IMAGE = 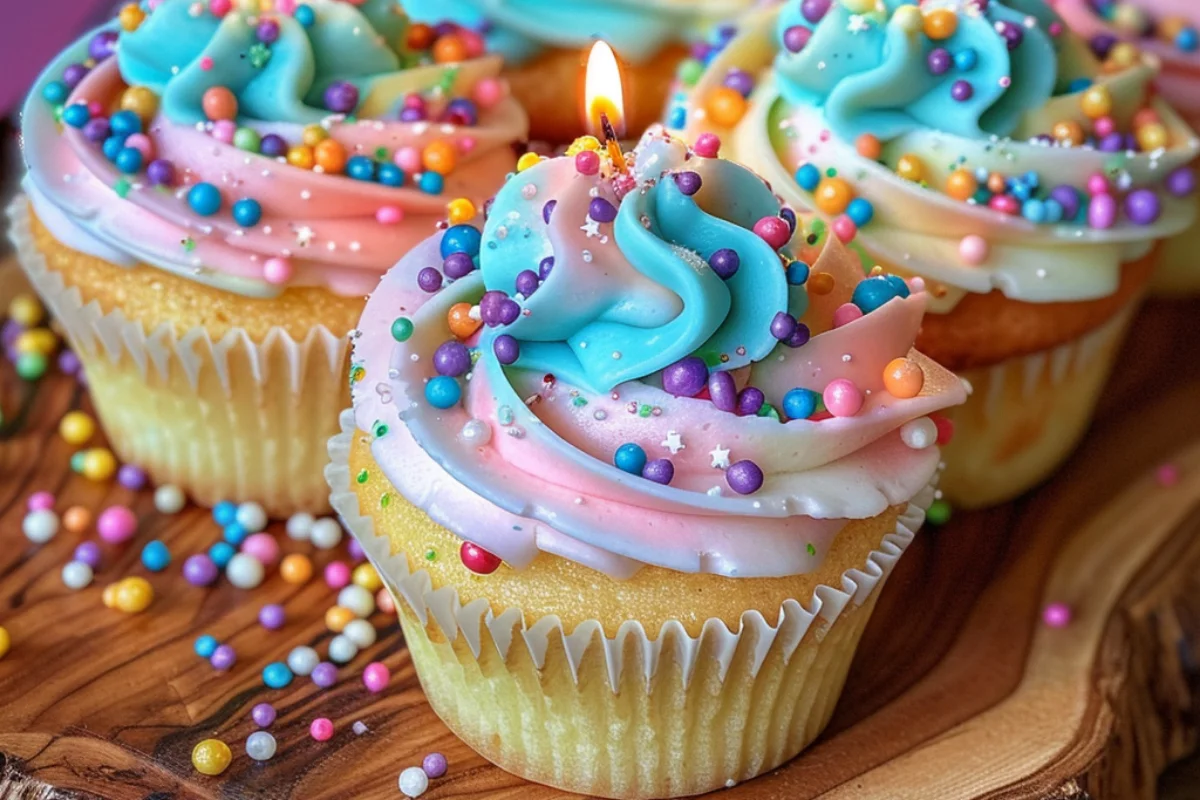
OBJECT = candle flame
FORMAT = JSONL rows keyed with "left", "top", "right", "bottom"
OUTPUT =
{"left": 584, "top": 41, "right": 625, "bottom": 137}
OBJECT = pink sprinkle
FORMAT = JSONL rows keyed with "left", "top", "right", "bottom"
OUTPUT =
{"left": 1043, "top": 602, "right": 1071, "bottom": 628}
{"left": 752, "top": 216, "right": 790, "bottom": 250}
{"left": 88, "top": 101, "right": 105, "bottom": 117}
{"left": 575, "top": 150, "right": 600, "bottom": 176}
{"left": 97, "top": 505, "right": 138, "bottom": 544}
{"left": 241, "top": 533, "right": 280, "bottom": 566}
{"left": 376, "top": 588, "right": 396, "bottom": 615}
{"left": 324, "top": 561, "right": 351, "bottom": 590}
{"left": 999, "top": 76, "right": 1012, "bottom": 88}
{"left": 472, "top": 77, "right": 504, "bottom": 109}
{"left": 1093, "top": 116, "right": 1115, "bottom": 138}
{"left": 458, "top": 136, "right": 476, "bottom": 154}
{"left": 124, "top": 133, "right": 156, "bottom": 161}
{"left": 959, "top": 234, "right": 990, "bottom": 265}
{"left": 209, "top": 0, "right": 232, "bottom": 17}
{"left": 832, "top": 303, "right": 863, "bottom": 328}
{"left": 693, "top": 133, "right": 721, "bottom": 159}
{"left": 932, "top": 414, "right": 955, "bottom": 446}
{"left": 199, "top": 56, "right": 214, "bottom": 71}
{"left": 211, "top": 119, "right": 236, "bottom": 144}
{"left": 1156, "top": 463, "right": 1180, "bottom": 487}
{"left": 823, "top": 379, "right": 863, "bottom": 418}
{"left": 263, "top": 257, "right": 292, "bottom": 285}
{"left": 362, "top": 662, "right": 390, "bottom": 693}
{"left": 309, "top": 718, "right": 334, "bottom": 741}
{"left": 27, "top": 491, "right": 55, "bottom": 512}
{"left": 276, "top": 0, "right": 296, "bottom": 12}
{"left": 375, "top": 206, "right": 404, "bottom": 225}
{"left": 1048, "top": 21, "right": 1063, "bottom": 36}
{"left": 394, "top": 146, "right": 422, "bottom": 173}
{"left": 831, "top": 215, "right": 857, "bottom": 243}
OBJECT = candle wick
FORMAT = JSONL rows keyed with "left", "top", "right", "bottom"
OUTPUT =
{"left": 598, "top": 111, "right": 628, "bottom": 174}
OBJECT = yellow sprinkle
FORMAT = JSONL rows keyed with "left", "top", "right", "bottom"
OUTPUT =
{"left": 114, "top": 577, "right": 154, "bottom": 613}
{"left": 59, "top": 411, "right": 96, "bottom": 446}
{"left": 447, "top": 198, "right": 477, "bottom": 225}
{"left": 0, "top": 626, "right": 9, "bottom": 660}
{"left": 8, "top": 294, "right": 44, "bottom": 328}
{"left": 192, "top": 739, "right": 233, "bottom": 776}
{"left": 118, "top": 3, "right": 145, "bottom": 31}
{"left": 82, "top": 448, "right": 117, "bottom": 481}
{"left": 301, "top": 125, "right": 329, "bottom": 147}
{"left": 516, "top": 152, "right": 542, "bottom": 172}
{"left": 14, "top": 328, "right": 57, "bottom": 357}
{"left": 352, "top": 563, "right": 383, "bottom": 592}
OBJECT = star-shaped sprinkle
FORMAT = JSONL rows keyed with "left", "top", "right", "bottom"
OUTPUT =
{"left": 709, "top": 445, "right": 730, "bottom": 469}
{"left": 661, "top": 430, "right": 685, "bottom": 455}
{"left": 848, "top": 14, "right": 870, "bottom": 33}
{"left": 580, "top": 219, "right": 601, "bottom": 238}
{"left": 295, "top": 226, "right": 314, "bottom": 247}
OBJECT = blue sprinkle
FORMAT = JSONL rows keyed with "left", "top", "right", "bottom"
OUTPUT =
{"left": 1178, "top": 27, "right": 1198, "bottom": 53}
{"left": 1021, "top": 198, "right": 1047, "bottom": 223}
{"left": 43, "top": 81, "right": 69, "bottom": 105}
{"left": 425, "top": 375, "right": 462, "bottom": 409}
{"left": 786, "top": 260, "right": 810, "bottom": 285}
{"left": 1043, "top": 198, "right": 1064, "bottom": 223}
{"left": 209, "top": 541, "right": 235, "bottom": 569}
{"left": 851, "top": 276, "right": 900, "bottom": 314}
{"left": 782, "top": 388, "right": 819, "bottom": 420}
{"left": 795, "top": 163, "right": 821, "bottom": 192}
{"left": 187, "top": 183, "right": 223, "bottom": 216}
{"left": 232, "top": 198, "right": 262, "bottom": 227}
{"left": 885, "top": 274, "right": 910, "bottom": 298}
{"left": 346, "top": 155, "right": 376, "bottom": 182}
{"left": 114, "top": 146, "right": 143, "bottom": 174}
{"left": 223, "top": 522, "right": 248, "bottom": 546}
{"left": 62, "top": 103, "right": 91, "bottom": 128}
{"left": 294, "top": 4, "right": 316, "bottom": 26}
{"left": 377, "top": 163, "right": 405, "bottom": 187}
{"left": 109, "top": 110, "right": 142, "bottom": 137}
{"left": 102, "top": 136, "right": 125, "bottom": 162}
{"left": 440, "top": 224, "right": 482, "bottom": 258}
{"left": 141, "top": 540, "right": 171, "bottom": 572}
{"left": 262, "top": 662, "right": 294, "bottom": 689}
{"left": 614, "top": 443, "right": 648, "bottom": 475}
{"left": 194, "top": 634, "right": 219, "bottom": 658}
{"left": 668, "top": 106, "right": 687, "bottom": 129}
{"left": 954, "top": 48, "right": 978, "bottom": 71}
{"left": 1066, "top": 77, "right": 1093, "bottom": 93}
{"left": 418, "top": 171, "right": 444, "bottom": 194}
{"left": 213, "top": 501, "right": 238, "bottom": 526}
{"left": 846, "top": 197, "right": 874, "bottom": 226}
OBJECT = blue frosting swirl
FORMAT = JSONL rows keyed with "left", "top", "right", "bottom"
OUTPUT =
{"left": 119, "top": 0, "right": 411, "bottom": 125}
{"left": 479, "top": 153, "right": 790, "bottom": 394}
{"left": 403, "top": 0, "right": 729, "bottom": 64}
{"left": 775, "top": 0, "right": 1064, "bottom": 141}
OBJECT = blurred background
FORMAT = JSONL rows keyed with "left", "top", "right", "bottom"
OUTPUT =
{"left": 0, "top": 2, "right": 1198, "bottom": 797}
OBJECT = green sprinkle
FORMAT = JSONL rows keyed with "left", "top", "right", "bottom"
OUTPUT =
{"left": 355, "top": 468, "right": 369, "bottom": 485}
{"left": 248, "top": 43, "right": 272, "bottom": 69}
{"left": 380, "top": 492, "right": 391, "bottom": 509}
{"left": 572, "top": 396, "right": 588, "bottom": 408}
{"left": 349, "top": 364, "right": 365, "bottom": 384}
{"left": 15, "top": 352, "right": 47, "bottom": 382}
{"left": 806, "top": 543, "right": 816, "bottom": 557}
{"left": 638, "top": 403, "right": 652, "bottom": 418}
{"left": 424, "top": 548, "right": 437, "bottom": 561}
{"left": 926, "top": 499, "right": 952, "bottom": 526}
{"left": 182, "top": 237, "right": 196, "bottom": 253}
{"left": 677, "top": 58, "right": 704, "bottom": 88}
{"left": 374, "top": 146, "right": 390, "bottom": 161}
{"left": 825, "top": 167, "right": 837, "bottom": 178}
{"left": 391, "top": 317, "right": 414, "bottom": 342}
{"left": 373, "top": 421, "right": 388, "bottom": 438}
{"left": 70, "top": 451, "right": 86, "bottom": 473}
{"left": 114, "top": 178, "right": 132, "bottom": 198}
{"left": 757, "top": 404, "right": 780, "bottom": 421}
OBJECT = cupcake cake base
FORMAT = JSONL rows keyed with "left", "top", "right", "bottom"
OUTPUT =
{"left": 9, "top": 197, "right": 355, "bottom": 516}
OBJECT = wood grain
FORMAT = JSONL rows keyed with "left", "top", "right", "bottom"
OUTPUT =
{"left": 1, "top": 270, "right": 1199, "bottom": 799}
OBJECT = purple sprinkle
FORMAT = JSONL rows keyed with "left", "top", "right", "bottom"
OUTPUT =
{"left": 497, "top": 299, "right": 521, "bottom": 326}
{"left": 770, "top": 311, "right": 798, "bottom": 341}
{"left": 691, "top": 41, "right": 713, "bottom": 61}
{"left": 74, "top": 541, "right": 102, "bottom": 568}
{"left": 347, "top": 539, "right": 366, "bottom": 562}
{"left": 542, "top": 200, "right": 557, "bottom": 223}
{"left": 260, "top": 134, "right": 287, "bottom": 157}
{"left": 417, "top": 267, "right": 443, "bottom": 293}
{"left": 433, "top": 341, "right": 472, "bottom": 377}
{"left": 479, "top": 290, "right": 506, "bottom": 326}
{"left": 1088, "top": 193, "right": 1117, "bottom": 229}
{"left": 588, "top": 197, "right": 618, "bottom": 224}
{"left": 1, "top": 320, "right": 21, "bottom": 349}
{"left": 726, "top": 460, "right": 764, "bottom": 495}
{"left": 800, "top": 0, "right": 831, "bottom": 23}
{"left": 88, "top": 30, "right": 118, "bottom": 62}
{"left": 784, "top": 323, "right": 811, "bottom": 348}
{"left": 780, "top": 207, "right": 797, "bottom": 233}
{"left": 642, "top": 458, "right": 675, "bottom": 485}
{"left": 515, "top": 269, "right": 539, "bottom": 297}
{"left": 422, "top": 753, "right": 448, "bottom": 779}
{"left": 538, "top": 256, "right": 555, "bottom": 280}
{"left": 182, "top": 554, "right": 219, "bottom": 587}
{"left": 443, "top": 98, "right": 479, "bottom": 126}
{"left": 433, "top": 22, "right": 458, "bottom": 37}
{"left": 258, "top": 604, "right": 286, "bottom": 630}
{"left": 783, "top": 25, "right": 812, "bottom": 53}
{"left": 62, "top": 64, "right": 90, "bottom": 90}
{"left": 1090, "top": 32, "right": 1117, "bottom": 60}
{"left": 709, "top": 248, "right": 740, "bottom": 279}
{"left": 57, "top": 349, "right": 81, "bottom": 375}
{"left": 674, "top": 171, "right": 702, "bottom": 197}
{"left": 1098, "top": 132, "right": 1125, "bottom": 152}
{"left": 722, "top": 69, "right": 755, "bottom": 96}
{"left": 1049, "top": 185, "right": 1080, "bottom": 220}
{"left": 493, "top": 334, "right": 520, "bottom": 365}
{"left": 82, "top": 117, "right": 111, "bottom": 143}
{"left": 442, "top": 252, "right": 475, "bottom": 279}
{"left": 323, "top": 80, "right": 360, "bottom": 114}
{"left": 311, "top": 662, "right": 338, "bottom": 688}
{"left": 399, "top": 107, "right": 426, "bottom": 123}
{"left": 661, "top": 356, "right": 709, "bottom": 397}
{"left": 256, "top": 19, "right": 280, "bottom": 43}
{"left": 1167, "top": 166, "right": 1196, "bottom": 197}
{"left": 708, "top": 371, "right": 737, "bottom": 412}
{"left": 927, "top": 48, "right": 952, "bottom": 76}
{"left": 252, "top": 703, "right": 277, "bottom": 728}
{"left": 1124, "top": 189, "right": 1161, "bottom": 225}
{"left": 117, "top": 464, "right": 147, "bottom": 490}
{"left": 146, "top": 159, "right": 176, "bottom": 186}
{"left": 998, "top": 21, "right": 1024, "bottom": 50}
{"left": 210, "top": 644, "right": 237, "bottom": 671}
{"left": 950, "top": 79, "right": 973, "bottom": 101}
{"left": 736, "top": 386, "right": 765, "bottom": 416}
{"left": 715, "top": 24, "right": 738, "bottom": 45}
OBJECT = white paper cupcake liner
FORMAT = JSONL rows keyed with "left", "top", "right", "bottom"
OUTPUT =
{"left": 8, "top": 195, "right": 350, "bottom": 516}
{"left": 326, "top": 407, "right": 932, "bottom": 688}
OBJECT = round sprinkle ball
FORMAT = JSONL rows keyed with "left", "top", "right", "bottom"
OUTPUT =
{"left": 183, "top": 554, "right": 220, "bottom": 587}
{"left": 883, "top": 357, "right": 924, "bottom": 398}
{"left": 310, "top": 718, "right": 335, "bottom": 742}
{"left": 262, "top": 662, "right": 294, "bottom": 689}
{"left": 823, "top": 379, "right": 863, "bottom": 418}
{"left": 287, "top": 646, "right": 320, "bottom": 677}
{"left": 423, "top": 752, "right": 448, "bottom": 779}
{"left": 98, "top": 505, "right": 137, "bottom": 544}
{"left": 140, "top": 540, "right": 172, "bottom": 572}
{"left": 399, "top": 766, "right": 430, "bottom": 798}
{"left": 281, "top": 553, "right": 314, "bottom": 584}
{"left": 192, "top": 739, "right": 232, "bottom": 776}
{"left": 113, "top": 577, "right": 154, "bottom": 613}
{"left": 22, "top": 509, "right": 59, "bottom": 544}
{"left": 1043, "top": 602, "right": 1072, "bottom": 628}
{"left": 0, "top": 627, "right": 9, "bottom": 660}
{"left": 194, "top": 635, "right": 219, "bottom": 658}
{"left": 62, "top": 560, "right": 94, "bottom": 590}
{"left": 226, "top": 553, "right": 265, "bottom": 589}
{"left": 154, "top": 484, "right": 186, "bottom": 514}
{"left": 362, "top": 662, "right": 390, "bottom": 693}
{"left": 246, "top": 730, "right": 277, "bottom": 762}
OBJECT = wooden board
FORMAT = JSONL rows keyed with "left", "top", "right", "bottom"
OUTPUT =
{"left": 1, "top": 273, "right": 1199, "bottom": 799}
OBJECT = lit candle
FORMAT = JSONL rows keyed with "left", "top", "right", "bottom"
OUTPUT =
{"left": 584, "top": 41, "right": 628, "bottom": 173}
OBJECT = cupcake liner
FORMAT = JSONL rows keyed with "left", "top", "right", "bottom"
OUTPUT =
{"left": 938, "top": 301, "right": 1138, "bottom": 508}
{"left": 8, "top": 196, "right": 349, "bottom": 516}
{"left": 0, "top": 254, "right": 32, "bottom": 312}
{"left": 327, "top": 408, "right": 933, "bottom": 798}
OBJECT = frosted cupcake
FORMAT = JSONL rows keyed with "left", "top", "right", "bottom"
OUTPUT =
{"left": 402, "top": 0, "right": 755, "bottom": 142}
{"left": 13, "top": 0, "right": 526, "bottom": 516}
{"left": 670, "top": 0, "right": 1198, "bottom": 507}
{"left": 329, "top": 126, "right": 966, "bottom": 798}
{"left": 1056, "top": 0, "right": 1200, "bottom": 294}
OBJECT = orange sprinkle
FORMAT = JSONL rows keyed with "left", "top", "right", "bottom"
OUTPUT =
{"left": 883, "top": 357, "right": 925, "bottom": 399}
{"left": 448, "top": 302, "right": 482, "bottom": 340}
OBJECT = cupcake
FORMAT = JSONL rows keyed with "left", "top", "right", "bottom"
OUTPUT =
{"left": 670, "top": 0, "right": 1199, "bottom": 507}
{"left": 12, "top": 0, "right": 526, "bottom": 516}
{"left": 328, "top": 126, "right": 966, "bottom": 798}
{"left": 1056, "top": 0, "right": 1200, "bottom": 294}
{"left": 401, "top": 0, "right": 754, "bottom": 143}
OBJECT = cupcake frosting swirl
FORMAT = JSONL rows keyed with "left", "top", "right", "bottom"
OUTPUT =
{"left": 23, "top": 0, "right": 527, "bottom": 298}
{"left": 672, "top": 0, "right": 1200, "bottom": 309}
{"left": 403, "top": 0, "right": 754, "bottom": 64}
{"left": 351, "top": 127, "right": 966, "bottom": 579}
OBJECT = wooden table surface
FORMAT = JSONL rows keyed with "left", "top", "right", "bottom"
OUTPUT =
{"left": 1, "top": 273, "right": 1199, "bottom": 799}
